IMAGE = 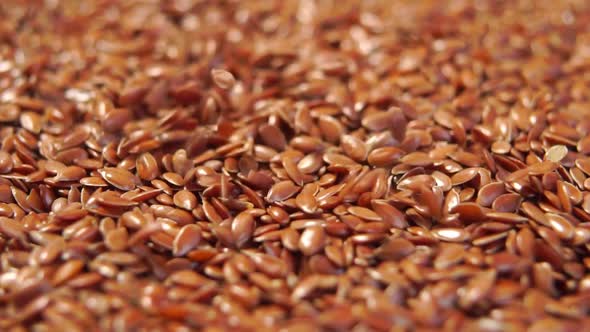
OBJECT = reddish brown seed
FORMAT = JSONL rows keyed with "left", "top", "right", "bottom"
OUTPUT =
{"left": 367, "top": 147, "right": 404, "bottom": 167}
{"left": 259, "top": 124, "right": 286, "bottom": 151}
{"left": 267, "top": 180, "right": 300, "bottom": 203}
{"left": 516, "top": 228, "right": 535, "bottom": 258}
{"left": 431, "top": 228, "right": 469, "bottom": 242}
{"left": 136, "top": 152, "right": 159, "bottom": 181}
{"left": 104, "top": 228, "right": 128, "bottom": 251}
{"left": 491, "top": 141, "right": 511, "bottom": 154}
{"left": 347, "top": 206, "right": 382, "bottom": 221}
{"left": 371, "top": 200, "right": 408, "bottom": 228}
{"left": 211, "top": 68, "right": 236, "bottom": 89}
{"left": 0, "top": 151, "right": 14, "bottom": 173}
{"left": 476, "top": 182, "right": 506, "bottom": 207}
{"left": 492, "top": 193, "right": 522, "bottom": 212}
{"left": 172, "top": 224, "right": 202, "bottom": 257}
{"left": 521, "top": 201, "right": 550, "bottom": 226}
{"left": 545, "top": 213, "right": 574, "bottom": 240}
{"left": 375, "top": 237, "right": 415, "bottom": 260}
{"left": 20, "top": 111, "right": 42, "bottom": 134}
{"left": 173, "top": 190, "right": 198, "bottom": 211}
{"left": 102, "top": 108, "right": 132, "bottom": 132}
{"left": 295, "top": 183, "right": 318, "bottom": 214}
{"left": 401, "top": 152, "right": 432, "bottom": 166}
{"left": 298, "top": 226, "right": 326, "bottom": 256}
{"left": 98, "top": 167, "right": 138, "bottom": 191}
{"left": 232, "top": 212, "right": 255, "bottom": 248}
{"left": 341, "top": 135, "right": 367, "bottom": 162}
{"left": 451, "top": 168, "right": 479, "bottom": 185}
{"left": 53, "top": 259, "right": 86, "bottom": 286}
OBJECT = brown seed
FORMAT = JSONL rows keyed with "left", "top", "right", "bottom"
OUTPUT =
{"left": 431, "top": 228, "right": 469, "bottom": 242}
{"left": 173, "top": 224, "right": 202, "bottom": 257}
{"left": 105, "top": 228, "right": 128, "bottom": 251}
{"left": 341, "top": 135, "right": 367, "bottom": 162}
{"left": 211, "top": 68, "right": 236, "bottom": 89}
{"left": 267, "top": 180, "right": 300, "bottom": 203}
{"left": 136, "top": 152, "right": 159, "bottom": 181}
{"left": 258, "top": 124, "right": 286, "bottom": 151}
{"left": 347, "top": 205, "right": 382, "bottom": 221}
{"left": 367, "top": 147, "right": 404, "bottom": 167}
{"left": 0, "top": 150, "right": 13, "bottom": 173}
{"left": 173, "top": 190, "right": 198, "bottom": 210}
{"left": 521, "top": 201, "right": 550, "bottom": 226}
{"left": 102, "top": 108, "right": 132, "bottom": 132}
{"left": 492, "top": 193, "right": 522, "bottom": 212}
{"left": 451, "top": 168, "right": 479, "bottom": 185}
{"left": 295, "top": 183, "right": 318, "bottom": 214}
{"left": 401, "top": 152, "right": 432, "bottom": 166}
{"left": 374, "top": 237, "right": 415, "bottom": 260}
{"left": 298, "top": 226, "right": 326, "bottom": 256}
{"left": 476, "top": 182, "right": 506, "bottom": 207}
{"left": 53, "top": 259, "right": 86, "bottom": 286}
{"left": 98, "top": 167, "right": 138, "bottom": 191}
{"left": 232, "top": 212, "right": 255, "bottom": 248}
{"left": 371, "top": 200, "right": 408, "bottom": 228}
{"left": 20, "top": 111, "right": 42, "bottom": 134}
{"left": 545, "top": 213, "right": 574, "bottom": 240}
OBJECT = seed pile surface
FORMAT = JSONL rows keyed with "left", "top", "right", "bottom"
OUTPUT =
{"left": 1, "top": 0, "right": 590, "bottom": 331}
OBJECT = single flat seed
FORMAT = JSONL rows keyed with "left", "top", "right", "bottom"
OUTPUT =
{"left": 375, "top": 237, "right": 415, "bottom": 260}
{"left": 137, "top": 152, "right": 159, "bottom": 181}
{"left": 367, "top": 147, "right": 404, "bottom": 167}
{"left": 98, "top": 167, "right": 138, "bottom": 191}
{"left": 371, "top": 200, "right": 408, "bottom": 228}
{"left": 545, "top": 145, "right": 568, "bottom": 162}
{"left": 105, "top": 228, "right": 128, "bottom": 251}
{"left": 401, "top": 152, "right": 432, "bottom": 166}
{"left": 298, "top": 226, "right": 326, "bottom": 256}
{"left": 431, "top": 228, "right": 469, "bottom": 242}
{"left": 258, "top": 124, "right": 286, "bottom": 151}
{"left": 491, "top": 141, "right": 511, "bottom": 154}
{"left": 0, "top": 151, "right": 14, "bottom": 173}
{"left": 347, "top": 206, "right": 382, "bottom": 221}
{"left": 341, "top": 135, "right": 367, "bottom": 162}
{"left": 20, "top": 111, "right": 42, "bottom": 133}
{"left": 451, "top": 168, "right": 479, "bottom": 185}
{"left": 232, "top": 212, "right": 255, "bottom": 248}
{"left": 545, "top": 213, "right": 574, "bottom": 240}
{"left": 295, "top": 183, "right": 318, "bottom": 214}
{"left": 172, "top": 224, "right": 202, "bottom": 257}
{"left": 492, "top": 193, "right": 522, "bottom": 212}
{"left": 53, "top": 259, "right": 86, "bottom": 286}
{"left": 267, "top": 180, "right": 300, "bottom": 203}
{"left": 173, "top": 190, "right": 198, "bottom": 210}
{"left": 162, "top": 172, "right": 185, "bottom": 186}
{"left": 521, "top": 201, "right": 550, "bottom": 226}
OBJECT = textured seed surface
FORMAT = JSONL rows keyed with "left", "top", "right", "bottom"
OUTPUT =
{"left": 1, "top": 1, "right": 590, "bottom": 331}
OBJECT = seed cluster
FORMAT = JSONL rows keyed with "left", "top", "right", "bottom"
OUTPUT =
{"left": 1, "top": 0, "right": 590, "bottom": 331}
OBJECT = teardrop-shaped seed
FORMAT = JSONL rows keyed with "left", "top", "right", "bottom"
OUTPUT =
{"left": 98, "top": 167, "right": 138, "bottom": 191}
{"left": 267, "top": 181, "right": 300, "bottom": 203}
{"left": 173, "top": 224, "right": 202, "bottom": 257}
{"left": 299, "top": 226, "right": 326, "bottom": 256}
{"left": 232, "top": 212, "right": 255, "bottom": 248}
